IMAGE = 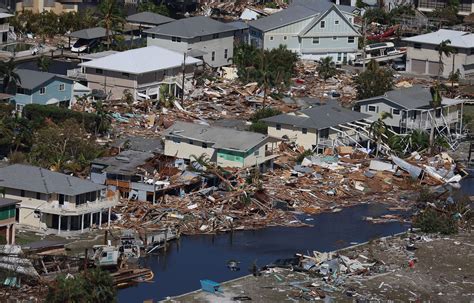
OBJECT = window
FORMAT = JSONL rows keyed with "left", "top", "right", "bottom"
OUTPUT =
{"left": 58, "top": 83, "right": 65, "bottom": 91}
{"left": 254, "top": 150, "right": 259, "bottom": 156}
{"left": 337, "top": 53, "right": 342, "bottom": 61}
{"left": 21, "top": 190, "right": 25, "bottom": 197}
{"left": 202, "top": 142, "right": 208, "bottom": 148}
{"left": 283, "top": 36, "right": 287, "bottom": 40}
{"left": 151, "top": 34, "right": 155, "bottom": 39}
{"left": 36, "top": 192, "right": 41, "bottom": 200}
{"left": 320, "top": 21, "right": 325, "bottom": 28}
{"left": 302, "top": 128, "right": 308, "bottom": 134}
{"left": 96, "top": 68, "right": 103, "bottom": 74}
{"left": 39, "top": 87, "right": 46, "bottom": 95}
{"left": 276, "top": 124, "right": 281, "bottom": 130}
{"left": 189, "top": 140, "right": 194, "bottom": 145}
{"left": 122, "top": 72, "right": 130, "bottom": 78}
{"left": 211, "top": 51, "right": 215, "bottom": 61}
{"left": 335, "top": 20, "right": 339, "bottom": 25}
{"left": 269, "top": 36, "right": 274, "bottom": 41}
{"left": 368, "top": 105, "right": 377, "bottom": 112}
{"left": 312, "top": 37, "right": 319, "bottom": 44}
{"left": 348, "top": 36, "right": 355, "bottom": 43}
{"left": 414, "top": 43, "right": 422, "bottom": 49}
{"left": 224, "top": 49, "right": 228, "bottom": 59}
{"left": 212, "top": 33, "right": 219, "bottom": 39}
{"left": 333, "top": 36, "right": 337, "bottom": 41}
{"left": 436, "top": 108, "right": 441, "bottom": 118}
{"left": 412, "top": 111, "right": 417, "bottom": 120}
{"left": 470, "top": 48, "right": 474, "bottom": 55}
{"left": 172, "top": 137, "right": 181, "bottom": 144}
{"left": 171, "top": 36, "right": 181, "bottom": 42}
{"left": 320, "top": 128, "right": 329, "bottom": 139}
{"left": 392, "top": 109, "right": 400, "bottom": 115}
{"left": 349, "top": 17, "right": 353, "bottom": 23}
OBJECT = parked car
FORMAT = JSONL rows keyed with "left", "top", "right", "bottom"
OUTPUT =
{"left": 391, "top": 59, "right": 406, "bottom": 71}
{"left": 71, "top": 38, "right": 99, "bottom": 53}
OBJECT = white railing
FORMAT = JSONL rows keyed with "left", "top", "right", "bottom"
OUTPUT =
{"left": 0, "top": 23, "right": 9, "bottom": 32}
{"left": 67, "top": 68, "right": 86, "bottom": 79}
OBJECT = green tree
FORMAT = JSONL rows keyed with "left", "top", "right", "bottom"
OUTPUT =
{"left": 369, "top": 111, "right": 392, "bottom": 156}
{"left": 428, "top": 84, "right": 443, "bottom": 154}
{"left": 317, "top": 56, "right": 337, "bottom": 101}
{"left": 98, "top": 0, "right": 125, "bottom": 49}
{"left": 248, "top": 107, "right": 281, "bottom": 134}
{"left": 354, "top": 60, "right": 393, "bottom": 99}
{"left": 435, "top": 39, "right": 456, "bottom": 80}
{"left": 0, "top": 58, "right": 21, "bottom": 94}
{"left": 138, "top": 2, "right": 171, "bottom": 16}
{"left": 37, "top": 55, "right": 51, "bottom": 72}
{"left": 93, "top": 100, "right": 111, "bottom": 134}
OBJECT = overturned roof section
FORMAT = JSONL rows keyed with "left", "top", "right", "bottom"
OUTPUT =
{"left": 403, "top": 29, "right": 474, "bottom": 49}
{"left": 0, "top": 164, "right": 105, "bottom": 196}
{"left": 144, "top": 16, "right": 236, "bottom": 38}
{"left": 356, "top": 85, "right": 437, "bottom": 110}
{"left": 79, "top": 46, "right": 202, "bottom": 74}
{"left": 262, "top": 100, "right": 369, "bottom": 129}
{"left": 15, "top": 69, "right": 71, "bottom": 91}
{"left": 68, "top": 27, "right": 110, "bottom": 40}
{"left": 163, "top": 121, "right": 270, "bottom": 152}
{"left": 92, "top": 150, "right": 154, "bottom": 175}
{"left": 126, "top": 11, "right": 175, "bottom": 26}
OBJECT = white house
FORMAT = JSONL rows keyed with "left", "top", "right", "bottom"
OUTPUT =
{"left": 403, "top": 29, "right": 474, "bottom": 79}
{"left": 0, "top": 164, "right": 118, "bottom": 235}
{"left": 145, "top": 16, "right": 237, "bottom": 68}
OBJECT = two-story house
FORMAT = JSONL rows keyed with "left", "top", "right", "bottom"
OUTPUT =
{"left": 248, "top": 1, "right": 360, "bottom": 64}
{"left": 0, "top": 9, "right": 14, "bottom": 44}
{"left": 79, "top": 46, "right": 202, "bottom": 101}
{"left": 354, "top": 85, "right": 464, "bottom": 142}
{"left": 163, "top": 121, "right": 280, "bottom": 170}
{"left": 0, "top": 164, "right": 118, "bottom": 235}
{"left": 144, "top": 16, "right": 237, "bottom": 68}
{"left": 262, "top": 100, "right": 370, "bottom": 152}
{"left": 9, "top": 69, "right": 74, "bottom": 112}
{"left": 403, "top": 29, "right": 474, "bottom": 80}
{"left": 0, "top": 197, "right": 20, "bottom": 244}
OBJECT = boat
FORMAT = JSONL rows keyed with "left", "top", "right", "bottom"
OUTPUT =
{"left": 89, "top": 244, "right": 120, "bottom": 268}
{"left": 111, "top": 268, "right": 154, "bottom": 288}
{"left": 118, "top": 230, "right": 143, "bottom": 260}
{"left": 354, "top": 42, "right": 406, "bottom": 65}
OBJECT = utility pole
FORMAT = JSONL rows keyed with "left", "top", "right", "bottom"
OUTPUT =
{"left": 181, "top": 51, "right": 186, "bottom": 105}
{"left": 362, "top": 18, "right": 367, "bottom": 72}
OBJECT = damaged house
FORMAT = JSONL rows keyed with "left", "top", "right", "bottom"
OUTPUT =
{"left": 0, "top": 164, "right": 118, "bottom": 235}
{"left": 262, "top": 100, "right": 370, "bottom": 152}
{"left": 354, "top": 85, "right": 464, "bottom": 149}
{"left": 248, "top": 1, "right": 360, "bottom": 64}
{"left": 163, "top": 121, "right": 280, "bottom": 170}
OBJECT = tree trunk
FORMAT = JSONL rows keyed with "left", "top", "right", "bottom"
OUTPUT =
{"left": 428, "top": 113, "right": 436, "bottom": 154}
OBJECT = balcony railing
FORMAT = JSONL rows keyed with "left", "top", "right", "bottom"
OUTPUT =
{"left": 0, "top": 23, "right": 10, "bottom": 32}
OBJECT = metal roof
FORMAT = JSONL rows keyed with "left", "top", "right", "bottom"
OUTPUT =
{"left": 68, "top": 27, "right": 110, "bottom": 40}
{"left": 403, "top": 29, "right": 474, "bottom": 49}
{"left": 92, "top": 150, "right": 154, "bottom": 175}
{"left": 291, "top": 0, "right": 356, "bottom": 13}
{"left": 356, "top": 85, "right": 434, "bottom": 110}
{"left": 262, "top": 100, "right": 369, "bottom": 129}
{"left": 79, "top": 46, "right": 202, "bottom": 74}
{"left": 15, "top": 69, "right": 71, "bottom": 91}
{"left": 144, "top": 16, "right": 236, "bottom": 38}
{"left": 80, "top": 50, "right": 118, "bottom": 61}
{"left": 0, "top": 164, "right": 105, "bottom": 196}
{"left": 126, "top": 11, "right": 175, "bottom": 26}
{"left": 163, "top": 121, "right": 269, "bottom": 152}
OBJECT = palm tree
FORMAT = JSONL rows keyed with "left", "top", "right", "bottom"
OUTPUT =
{"left": 0, "top": 58, "right": 21, "bottom": 94}
{"left": 0, "top": 117, "right": 13, "bottom": 147}
{"left": 435, "top": 39, "right": 455, "bottom": 80}
{"left": 317, "top": 56, "right": 337, "bottom": 103}
{"left": 93, "top": 100, "right": 111, "bottom": 135}
{"left": 369, "top": 111, "right": 393, "bottom": 157}
{"left": 37, "top": 55, "right": 51, "bottom": 72}
{"left": 98, "top": 0, "right": 125, "bottom": 50}
{"left": 428, "top": 84, "right": 443, "bottom": 154}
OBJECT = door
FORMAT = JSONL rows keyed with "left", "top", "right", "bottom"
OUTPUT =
{"left": 411, "top": 59, "right": 425, "bottom": 74}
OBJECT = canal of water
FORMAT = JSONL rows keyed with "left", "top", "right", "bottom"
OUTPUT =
{"left": 117, "top": 203, "right": 411, "bottom": 302}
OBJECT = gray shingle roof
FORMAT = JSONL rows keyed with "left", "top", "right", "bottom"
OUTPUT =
{"left": 92, "top": 150, "right": 154, "bottom": 175}
{"left": 291, "top": 0, "right": 356, "bottom": 13}
{"left": 356, "top": 85, "right": 433, "bottom": 110}
{"left": 126, "top": 11, "right": 175, "bottom": 26}
{"left": 0, "top": 164, "right": 105, "bottom": 196}
{"left": 262, "top": 101, "right": 369, "bottom": 129}
{"left": 249, "top": 5, "right": 319, "bottom": 32}
{"left": 0, "top": 197, "right": 20, "bottom": 208}
{"left": 163, "top": 121, "right": 269, "bottom": 152}
{"left": 15, "top": 69, "right": 70, "bottom": 91}
{"left": 68, "top": 27, "right": 109, "bottom": 40}
{"left": 144, "top": 16, "right": 236, "bottom": 38}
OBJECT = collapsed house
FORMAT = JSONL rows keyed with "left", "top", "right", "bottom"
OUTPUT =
{"left": 0, "top": 164, "right": 118, "bottom": 235}
{"left": 354, "top": 85, "right": 464, "bottom": 149}
{"left": 262, "top": 100, "right": 370, "bottom": 152}
{"left": 163, "top": 121, "right": 281, "bottom": 170}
